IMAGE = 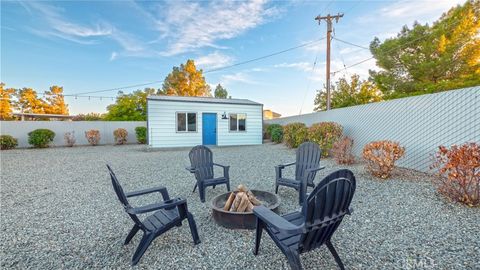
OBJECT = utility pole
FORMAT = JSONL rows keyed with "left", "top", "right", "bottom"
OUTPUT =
{"left": 315, "top": 13, "right": 343, "bottom": 110}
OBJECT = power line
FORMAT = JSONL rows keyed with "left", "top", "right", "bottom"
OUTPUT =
{"left": 331, "top": 18, "right": 461, "bottom": 75}
{"left": 66, "top": 37, "right": 326, "bottom": 96}
{"left": 299, "top": 54, "right": 319, "bottom": 115}
{"left": 333, "top": 37, "right": 369, "bottom": 50}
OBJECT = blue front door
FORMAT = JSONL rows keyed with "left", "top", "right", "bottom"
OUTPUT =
{"left": 202, "top": 113, "right": 217, "bottom": 145}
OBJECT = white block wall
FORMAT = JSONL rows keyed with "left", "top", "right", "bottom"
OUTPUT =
{"left": 147, "top": 99, "right": 263, "bottom": 148}
{"left": 0, "top": 121, "right": 146, "bottom": 147}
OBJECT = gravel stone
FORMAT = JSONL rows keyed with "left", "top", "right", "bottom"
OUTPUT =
{"left": 1, "top": 144, "right": 479, "bottom": 269}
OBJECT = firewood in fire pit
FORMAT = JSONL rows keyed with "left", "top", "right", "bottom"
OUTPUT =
{"left": 224, "top": 184, "right": 261, "bottom": 212}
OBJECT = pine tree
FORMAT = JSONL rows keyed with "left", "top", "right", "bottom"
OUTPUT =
{"left": 214, "top": 84, "right": 228, "bottom": 98}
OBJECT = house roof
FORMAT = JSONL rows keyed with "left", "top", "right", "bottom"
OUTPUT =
{"left": 147, "top": 95, "right": 262, "bottom": 106}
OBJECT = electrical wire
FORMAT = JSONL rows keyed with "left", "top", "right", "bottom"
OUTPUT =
{"left": 333, "top": 37, "right": 369, "bottom": 50}
{"left": 64, "top": 37, "right": 326, "bottom": 97}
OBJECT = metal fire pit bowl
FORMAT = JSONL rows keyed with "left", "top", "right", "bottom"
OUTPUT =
{"left": 211, "top": 190, "right": 280, "bottom": 230}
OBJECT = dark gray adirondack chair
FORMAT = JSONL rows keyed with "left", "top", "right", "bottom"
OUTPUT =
{"left": 107, "top": 165, "right": 200, "bottom": 265}
{"left": 186, "top": 145, "right": 230, "bottom": 203}
{"left": 254, "top": 169, "right": 356, "bottom": 270}
{"left": 275, "top": 142, "right": 324, "bottom": 204}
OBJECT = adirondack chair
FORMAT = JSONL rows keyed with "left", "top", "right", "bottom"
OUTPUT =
{"left": 275, "top": 142, "right": 324, "bottom": 204}
{"left": 107, "top": 165, "right": 200, "bottom": 265}
{"left": 254, "top": 169, "right": 356, "bottom": 270}
{"left": 186, "top": 145, "right": 230, "bottom": 203}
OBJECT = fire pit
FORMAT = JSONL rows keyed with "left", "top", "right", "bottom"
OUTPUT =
{"left": 211, "top": 187, "right": 280, "bottom": 230}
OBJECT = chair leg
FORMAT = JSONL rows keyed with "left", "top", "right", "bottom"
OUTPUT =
{"left": 124, "top": 225, "right": 140, "bottom": 245}
{"left": 326, "top": 241, "right": 345, "bottom": 270}
{"left": 192, "top": 183, "right": 197, "bottom": 193}
{"left": 226, "top": 181, "right": 231, "bottom": 191}
{"left": 213, "top": 185, "right": 216, "bottom": 189}
{"left": 186, "top": 212, "right": 201, "bottom": 245}
{"left": 285, "top": 249, "right": 303, "bottom": 270}
{"left": 253, "top": 219, "right": 263, "bottom": 255}
{"left": 199, "top": 184, "right": 206, "bottom": 203}
{"left": 275, "top": 184, "right": 279, "bottom": 194}
{"left": 131, "top": 233, "right": 155, "bottom": 266}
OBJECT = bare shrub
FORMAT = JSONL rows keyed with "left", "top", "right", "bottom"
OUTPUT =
{"left": 362, "top": 140, "right": 405, "bottom": 179}
{"left": 85, "top": 129, "right": 101, "bottom": 146}
{"left": 64, "top": 131, "right": 76, "bottom": 147}
{"left": 431, "top": 143, "right": 480, "bottom": 207}
{"left": 332, "top": 136, "right": 355, "bottom": 164}
{"left": 113, "top": 128, "right": 128, "bottom": 145}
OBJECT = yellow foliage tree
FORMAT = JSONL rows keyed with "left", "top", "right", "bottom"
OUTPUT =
{"left": 15, "top": 88, "right": 46, "bottom": 114}
{"left": 44, "top": 85, "right": 69, "bottom": 115}
{"left": 0, "top": 83, "right": 16, "bottom": 120}
{"left": 161, "top": 60, "right": 212, "bottom": 97}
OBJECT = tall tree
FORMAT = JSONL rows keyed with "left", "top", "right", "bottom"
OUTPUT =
{"left": 44, "top": 85, "right": 69, "bottom": 115}
{"left": 369, "top": 0, "right": 480, "bottom": 98}
{"left": 15, "top": 88, "right": 46, "bottom": 114}
{"left": 161, "top": 60, "right": 211, "bottom": 97}
{"left": 0, "top": 83, "right": 16, "bottom": 120}
{"left": 314, "top": 74, "right": 382, "bottom": 111}
{"left": 214, "top": 84, "right": 228, "bottom": 98}
{"left": 104, "top": 88, "right": 156, "bottom": 121}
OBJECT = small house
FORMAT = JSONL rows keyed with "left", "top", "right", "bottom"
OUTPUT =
{"left": 147, "top": 96, "right": 263, "bottom": 148}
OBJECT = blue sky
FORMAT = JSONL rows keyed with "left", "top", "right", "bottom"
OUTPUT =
{"left": 1, "top": 0, "right": 464, "bottom": 116}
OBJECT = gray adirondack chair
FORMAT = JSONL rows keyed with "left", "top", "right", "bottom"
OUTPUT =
{"left": 107, "top": 165, "right": 200, "bottom": 265}
{"left": 275, "top": 142, "right": 324, "bottom": 204}
{"left": 254, "top": 169, "right": 356, "bottom": 270}
{"left": 186, "top": 145, "right": 230, "bottom": 203}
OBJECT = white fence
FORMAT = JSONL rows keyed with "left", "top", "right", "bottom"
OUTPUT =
{"left": 266, "top": 87, "right": 480, "bottom": 172}
{"left": 0, "top": 121, "right": 146, "bottom": 148}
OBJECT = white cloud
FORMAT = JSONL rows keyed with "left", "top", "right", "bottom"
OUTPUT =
{"left": 379, "top": 0, "right": 464, "bottom": 21}
{"left": 21, "top": 1, "right": 112, "bottom": 42}
{"left": 195, "top": 52, "right": 234, "bottom": 69}
{"left": 155, "top": 0, "right": 282, "bottom": 55}
{"left": 274, "top": 62, "right": 312, "bottom": 71}
{"left": 220, "top": 72, "right": 257, "bottom": 85}
{"left": 109, "top": 52, "right": 118, "bottom": 61}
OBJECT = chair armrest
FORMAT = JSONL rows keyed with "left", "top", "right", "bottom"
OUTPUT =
{"left": 276, "top": 162, "right": 296, "bottom": 169}
{"left": 126, "top": 186, "right": 170, "bottom": 201}
{"left": 253, "top": 205, "right": 304, "bottom": 234}
{"left": 213, "top": 163, "right": 229, "bottom": 169}
{"left": 305, "top": 166, "right": 326, "bottom": 174}
{"left": 127, "top": 198, "right": 186, "bottom": 215}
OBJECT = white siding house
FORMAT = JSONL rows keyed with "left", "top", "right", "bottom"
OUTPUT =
{"left": 147, "top": 96, "right": 263, "bottom": 148}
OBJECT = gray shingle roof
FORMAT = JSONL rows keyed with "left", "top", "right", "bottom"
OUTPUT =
{"left": 147, "top": 95, "right": 262, "bottom": 106}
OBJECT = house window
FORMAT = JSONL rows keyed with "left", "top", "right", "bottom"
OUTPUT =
{"left": 177, "top": 112, "right": 197, "bottom": 132}
{"left": 229, "top": 113, "right": 246, "bottom": 132}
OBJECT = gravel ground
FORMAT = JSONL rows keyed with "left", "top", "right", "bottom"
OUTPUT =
{"left": 1, "top": 144, "right": 479, "bottom": 269}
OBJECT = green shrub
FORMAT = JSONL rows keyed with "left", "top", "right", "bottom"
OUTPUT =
{"left": 270, "top": 126, "right": 283, "bottom": 143}
{"left": 28, "top": 129, "right": 55, "bottom": 148}
{"left": 0, "top": 135, "right": 18, "bottom": 150}
{"left": 308, "top": 122, "right": 343, "bottom": 157}
{"left": 266, "top": 124, "right": 282, "bottom": 139}
{"left": 135, "top": 126, "right": 147, "bottom": 144}
{"left": 283, "top": 122, "right": 308, "bottom": 148}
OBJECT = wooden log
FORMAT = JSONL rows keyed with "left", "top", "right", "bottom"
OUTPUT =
{"left": 237, "top": 193, "right": 250, "bottom": 212}
{"left": 223, "top": 192, "right": 236, "bottom": 211}
{"left": 237, "top": 184, "right": 247, "bottom": 193}
{"left": 246, "top": 201, "right": 254, "bottom": 212}
{"left": 247, "top": 190, "right": 262, "bottom": 206}
{"left": 231, "top": 192, "right": 244, "bottom": 212}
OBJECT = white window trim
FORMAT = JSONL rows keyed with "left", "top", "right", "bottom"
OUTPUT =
{"left": 229, "top": 113, "right": 247, "bottom": 132}
{"left": 176, "top": 112, "right": 197, "bottom": 133}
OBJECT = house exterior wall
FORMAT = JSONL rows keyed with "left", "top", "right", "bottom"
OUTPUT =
{"left": 147, "top": 99, "right": 263, "bottom": 148}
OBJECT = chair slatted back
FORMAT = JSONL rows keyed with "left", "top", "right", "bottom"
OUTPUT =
{"left": 298, "top": 169, "right": 356, "bottom": 253}
{"left": 107, "top": 165, "right": 144, "bottom": 228}
{"left": 295, "top": 142, "right": 322, "bottom": 184}
{"left": 189, "top": 145, "right": 214, "bottom": 180}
